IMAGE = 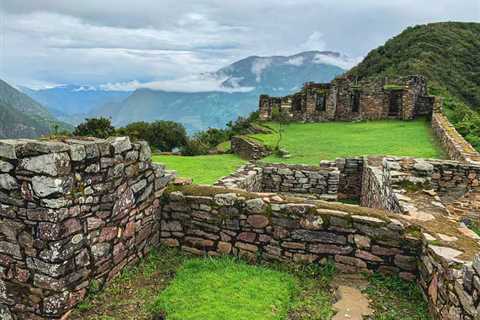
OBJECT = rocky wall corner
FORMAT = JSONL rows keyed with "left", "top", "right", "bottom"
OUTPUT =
{"left": 0, "top": 137, "right": 175, "bottom": 319}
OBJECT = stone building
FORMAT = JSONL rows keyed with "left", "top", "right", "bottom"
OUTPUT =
{"left": 259, "top": 75, "right": 434, "bottom": 122}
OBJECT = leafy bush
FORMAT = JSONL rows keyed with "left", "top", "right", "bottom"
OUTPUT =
{"left": 73, "top": 117, "right": 116, "bottom": 139}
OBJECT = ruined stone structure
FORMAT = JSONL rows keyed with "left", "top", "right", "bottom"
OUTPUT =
{"left": 2, "top": 98, "right": 480, "bottom": 319}
{"left": 259, "top": 75, "right": 433, "bottom": 122}
{"left": 0, "top": 137, "right": 175, "bottom": 319}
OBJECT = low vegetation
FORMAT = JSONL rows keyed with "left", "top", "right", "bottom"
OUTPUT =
{"left": 148, "top": 257, "right": 297, "bottom": 320}
{"left": 152, "top": 154, "right": 246, "bottom": 185}
{"left": 364, "top": 273, "right": 431, "bottom": 320}
{"left": 71, "top": 246, "right": 431, "bottom": 320}
{"left": 71, "top": 246, "right": 335, "bottom": 320}
{"left": 251, "top": 118, "right": 444, "bottom": 164}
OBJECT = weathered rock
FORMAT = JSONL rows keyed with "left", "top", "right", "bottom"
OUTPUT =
{"left": 32, "top": 176, "right": 71, "bottom": 197}
{"left": 19, "top": 152, "right": 71, "bottom": 176}
{"left": 108, "top": 136, "right": 132, "bottom": 154}
{"left": 0, "top": 160, "right": 14, "bottom": 173}
{"left": 0, "top": 174, "right": 17, "bottom": 190}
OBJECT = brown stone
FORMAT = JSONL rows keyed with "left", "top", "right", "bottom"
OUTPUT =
{"left": 235, "top": 242, "right": 258, "bottom": 252}
{"left": 355, "top": 250, "right": 383, "bottom": 262}
{"left": 335, "top": 255, "right": 367, "bottom": 268}
{"left": 394, "top": 254, "right": 417, "bottom": 271}
{"left": 281, "top": 242, "right": 305, "bottom": 250}
{"left": 161, "top": 238, "right": 179, "bottom": 247}
{"left": 247, "top": 215, "right": 269, "bottom": 228}
{"left": 217, "top": 242, "right": 232, "bottom": 254}
{"left": 238, "top": 232, "right": 256, "bottom": 243}
{"left": 123, "top": 222, "right": 136, "bottom": 238}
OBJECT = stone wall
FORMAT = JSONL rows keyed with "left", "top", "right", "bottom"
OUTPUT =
{"left": 215, "top": 160, "right": 365, "bottom": 201}
{"left": 431, "top": 110, "right": 480, "bottom": 164}
{"left": 0, "top": 137, "right": 174, "bottom": 319}
{"left": 160, "top": 186, "right": 421, "bottom": 279}
{"left": 214, "top": 164, "right": 263, "bottom": 191}
{"left": 231, "top": 136, "right": 272, "bottom": 161}
{"left": 259, "top": 75, "right": 433, "bottom": 122}
{"left": 261, "top": 164, "right": 339, "bottom": 200}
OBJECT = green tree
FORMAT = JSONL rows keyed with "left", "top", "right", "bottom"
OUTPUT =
{"left": 73, "top": 117, "right": 115, "bottom": 139}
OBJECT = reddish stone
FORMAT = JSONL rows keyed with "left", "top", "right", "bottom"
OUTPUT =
{"left": 63, "top": 218, "right": 82, "bottom": 237}
{"left": 355, "top": 250, "right": 383, "bottom": 262}
{"left": 15, "top": 267, "right": 30, "bottom": 283}
{"left": 123, "top": 222, "right": 136, "bottom": 238}
{"left": 98, "top": 227, "right": 118, "bottom": 242}
{"left": 238, "top": 232, "right": 256, "bottom": 243}
{"left": 161, "top": 238, "right": 179, "bottom": 247}
{"left": 247, "top": 215, "right": 269, "bottom": 228}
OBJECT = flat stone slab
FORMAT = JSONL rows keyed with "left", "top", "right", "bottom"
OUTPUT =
{"left": 332, "top": 274, "right": 374, "bottom": 320}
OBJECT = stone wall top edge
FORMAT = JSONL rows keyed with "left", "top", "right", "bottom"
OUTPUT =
{"left": 0, "top": 136, "right": 150, "bottom": 160}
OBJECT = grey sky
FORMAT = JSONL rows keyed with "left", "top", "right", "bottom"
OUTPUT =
{"left": 0, "top": 0, "right": 478, "bottom": 89}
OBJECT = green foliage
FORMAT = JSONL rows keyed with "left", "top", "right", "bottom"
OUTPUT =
{"left": 73, "top": 117, "right": 116, "bottom": 139}
{"left": 251, "top": 118, "right": 444, "bottom": 164}
{"left": 182, "top": 111, "right": 260, "bottom": 156}
{"left": 148, "top": 257, "right": 297, "bottom": 320}
{"left": 348, "top": 22, "right": 480, "bottom": 109}
{"left": 347, "top": 22, "right": 480, "bottom": 150}
{"left": 364, "top": 273, "right": 431, "bottom": 320}
{"left": 152, "top": 154, "right": 246, "bottom": 184}
{"left": 383, "top": 84, "right": 404, "bottom": 91}
{"left": 127, "top": 120, "right": 188, "bottom": 152}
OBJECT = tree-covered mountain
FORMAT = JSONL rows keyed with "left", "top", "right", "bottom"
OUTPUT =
{"left": 92, "top": 51, "right": 350, "bottom": 132}
{"left": 347, "top": 22, "right": 480, "bottom": 109}
{"left": 346, "top": 22, "right": 480, "bottom": 148}
{"left": 0, "top": 79, "right": 72, "bottom": 139}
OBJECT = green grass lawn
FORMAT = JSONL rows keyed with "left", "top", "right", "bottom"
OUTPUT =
{"left": 148, "top": 257, "right": 297, "bottom": 320}
{"left": 152, "top": 154, "right": 246, "bottom": 185}
{"left": 251, "top": 118, "right": 444, "bottom": 164}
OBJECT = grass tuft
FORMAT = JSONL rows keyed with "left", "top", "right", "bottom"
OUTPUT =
{"left": 364, "top": 273, "right": 431, "bottom": 320}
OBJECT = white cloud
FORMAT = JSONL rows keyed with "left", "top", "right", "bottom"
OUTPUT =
{"left": 286, "top": 56, "right": 305, "bottom": 66}
{"left": 301, "top": 31, "right": 326, "bottom": 51}
{"left": 0, "top": 0, "right": 478, "bottom": 88}
{"left": 99, "top": 75, "right": 254, "bottom": 92}
{"left": 313, "top": 53, "right": 363, "bottom": 70}
{"left": 251, "top": 58, "right": 272, "bottom": 83}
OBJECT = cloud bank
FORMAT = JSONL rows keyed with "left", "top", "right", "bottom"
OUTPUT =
{"left": 0, "top": 0, "right": 478, "bottom": 90}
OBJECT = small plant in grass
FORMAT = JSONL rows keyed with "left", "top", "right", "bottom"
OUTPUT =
{"left": 270, "top": 106, "right": 291, "bottom": 155}
{"left": 364, "top": 273, "right": 431, "bottom": 320}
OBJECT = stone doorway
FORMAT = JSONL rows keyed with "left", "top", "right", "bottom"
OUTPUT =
{"left": 388, "top": 90, "right": 402, "bottom": 116}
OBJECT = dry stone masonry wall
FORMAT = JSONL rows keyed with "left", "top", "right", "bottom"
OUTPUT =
{"left": 0, "top": 137, "right": 174, "bottom": 320}
{"left": 159, "top": 186, "right": 421, "bottom": 280}
{"left": 259, "top": 75, "right": 433, "bottom": 122}
{"left": 230, "top": 136, "right": 272, "bottom": 161}
{"left": 431, "top": 110, "right": 480, "bottom": 164}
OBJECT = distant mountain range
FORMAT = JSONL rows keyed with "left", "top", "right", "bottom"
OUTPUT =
{"left": 22, "top": 51, "right": 353, "bottom": 132}
{"left": 0, "top": 80, "right": 72, "bottom": 139}
{"left": 21, "top": 85, "right": 129, "bottom": 125}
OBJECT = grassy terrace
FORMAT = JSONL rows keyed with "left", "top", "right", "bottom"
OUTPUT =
{"left": 252, "top": 118, "right": 444, "bottom": 164}
{"left": 72, "top": 246, "right": 430, "bottom": 320}
{"left": 153, "top": 119, "right": 444, "bottom": 184}
{"left": 152, "top": 154, "right": 247, "bottom": 185}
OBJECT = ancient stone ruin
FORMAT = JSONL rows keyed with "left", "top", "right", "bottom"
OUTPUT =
{"left": 259, "top": 75, "right": 433, "bottom": 122}
{"left": 1, "top": 77, "right": 480, "bottom": 319}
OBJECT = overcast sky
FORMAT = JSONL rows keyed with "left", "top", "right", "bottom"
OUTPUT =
{"left": 0, "top": 0, "right": 478, "bottom": 90}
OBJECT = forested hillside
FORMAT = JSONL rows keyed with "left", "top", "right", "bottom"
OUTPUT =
{"left": 347, "top": 22, "right": 480, "bottom": 148}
